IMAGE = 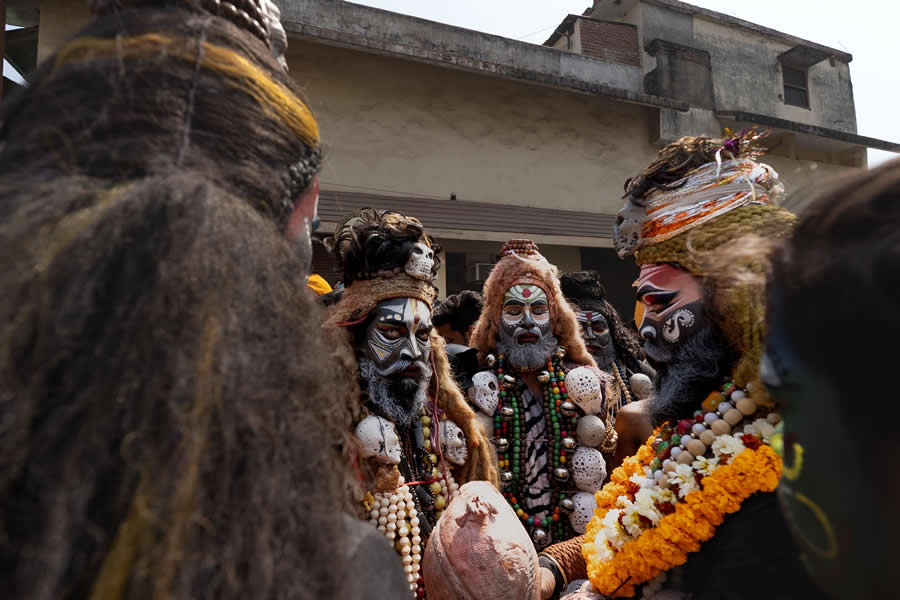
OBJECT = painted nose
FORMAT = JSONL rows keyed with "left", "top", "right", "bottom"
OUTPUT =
{"left": 583, "top": 327, "right": 597, "bottom": 340}
{"left": 521, "top": 310, "right": 536, "bottom": 329}
{"left": 400, "top": 332, "right": 422, "bottom": 362}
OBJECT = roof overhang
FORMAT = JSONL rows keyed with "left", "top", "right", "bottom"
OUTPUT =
{"left": 717, "top": 111, "right": 900, "bottom": 154}
{"left": 317, "top": 190, "right": 616, "bottom": 248}
{"left": 778, "top": 45, "right": 831, "bottom": 70}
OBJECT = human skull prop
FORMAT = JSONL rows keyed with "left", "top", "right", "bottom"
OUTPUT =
{"left": 569, "top": 492, "right": 598, "bottom": 534}
{"left": 572, "top": 446, "right": 607, "bottom": 493}
{"left": 440, "top": 419, "right": 468, "bottom": 466}
{"left": 468, "top": 370, "right": 500, "bottom": 416}
{"left": 565, "top": 367, "right": 605, "bottom": 415}
{"left": 630, "top": 373, "right": 654, "bottom": 400}
{"left": 405, "top": 242, "right": 435, "bottom": 280}
{"left": 355, "top": 415, "right": 402, "bottom": 464}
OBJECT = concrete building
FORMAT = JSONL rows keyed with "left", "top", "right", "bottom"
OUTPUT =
{"left": 3, "top": 0, "right": 898, "bottom": 315}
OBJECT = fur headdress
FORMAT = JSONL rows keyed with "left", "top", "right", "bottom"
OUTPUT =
{"left": 470, "top": 239, "right": 595, "bottom": 367}
{"left": 324, "top": 208, "right": 441, "bottom": 326}
{"left": 325, "top": 208, "right": 498, "bottom": 487}
{"left": 615, "top": 133, "right": 796, "bottom": 389}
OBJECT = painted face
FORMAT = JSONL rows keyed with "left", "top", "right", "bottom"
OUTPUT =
{"left": 501, "top": 284, "right": 552, "bottom": 338}
{"left": 633, "top": 264, "right": 705, "bottom": 367}
{"left": 577, "top": 310, "right": 615, "bottom": 369}
{"left": 498, "top": 284, "right": 558, "bottom": 370}
{"left": 362, "top": 297, "right": 433, "bottom": 377}
{"left": 763, "top": 292, "right": 885, "bottom": 598}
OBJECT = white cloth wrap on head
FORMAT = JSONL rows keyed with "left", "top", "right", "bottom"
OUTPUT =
{"left": 637, "top": 158, "right": 784, "bottom": 248}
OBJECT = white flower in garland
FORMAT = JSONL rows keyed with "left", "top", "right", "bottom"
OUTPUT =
{"left": 711, "top": 434, "right": 746, "bottom": 460}
{"left": 630, "top": 472, "right": 655, "bottom": 490}
{"left": 600, "top": 507, "right": 631, "bottom": 551}
{"left": 753, "top": 418, "right": 775, "bottom": 441}
{"left": 634, "top": 488, "right": 664, "bottom": 524}
{"left": 692, "top": 455, "right": 720, "bottom": 476}
{"left": 668, "top": 464, "right": 699, "bottom": 499}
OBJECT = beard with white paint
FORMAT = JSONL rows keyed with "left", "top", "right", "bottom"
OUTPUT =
{"left": 359, "top": 356, "right": 433, "bottom": 428}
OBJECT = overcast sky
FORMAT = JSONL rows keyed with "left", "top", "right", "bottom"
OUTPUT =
{"left": 353, "top": 0, "right": 899, "bottom": 167}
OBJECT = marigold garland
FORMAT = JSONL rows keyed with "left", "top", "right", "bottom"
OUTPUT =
{"left": 583, "top": 438, "right": 782, "bottom": 597}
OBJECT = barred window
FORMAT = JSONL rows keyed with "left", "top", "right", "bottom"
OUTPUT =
{"left": 783, "top": 66, "right": 809, "bottom": 108}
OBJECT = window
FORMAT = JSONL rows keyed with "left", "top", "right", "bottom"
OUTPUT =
{"left": 783, "top": 65, "right": 809, "bottom": 108}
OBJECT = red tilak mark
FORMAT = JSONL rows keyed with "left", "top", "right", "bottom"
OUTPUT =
{"left": 522, "top": 288, "right": 531, "bottom": 298}
{"left": 585, "top": 312, "right": 593, "bottom": 320}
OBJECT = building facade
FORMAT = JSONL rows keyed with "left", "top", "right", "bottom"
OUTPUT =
{"left": 4, "top": 0, "right": 898, "bottom": 315}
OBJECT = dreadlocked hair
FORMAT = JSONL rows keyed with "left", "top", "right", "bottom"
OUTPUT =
{"left": 559, "top": 271, "right": 645, "bottom": 371}
{"left": 0, "top": 8, "right": 350, "bottom": 600}
{"left": 0, "top": 8, "right": 321, "bottom": 228}
{"left": 324, "top": 208, "right": 442, "bottom": 286}
{"left": 624, "top": 136, "right": 726, "bottom": 200}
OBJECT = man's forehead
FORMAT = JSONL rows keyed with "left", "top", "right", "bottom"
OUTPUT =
{"left": 633, "top": 263, "right": 691, "bottom": 291}
{"left": 504, "top": 284, "right": 547, "bottom": 303}
{"left": 576, "top": 310, "right": 605, "bottom": 323}
{"left": 374, "top": 297, "right": 431, "bottom": 322}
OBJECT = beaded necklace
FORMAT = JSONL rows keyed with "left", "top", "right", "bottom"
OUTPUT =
{"left": 491, "top": 352, "right": 578, "bottom": 545}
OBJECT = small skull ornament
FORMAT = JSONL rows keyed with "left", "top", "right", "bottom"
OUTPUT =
{"left": 355, "top": 415, "right": 402, "bottom": 464}
{"left": 565, "top": 367, "right": 605, "bottom": 415}
{"left": 468, "top": 371, "right": 500, "bottom": 416}
{"left": 568, "top": 491, "right": 598, "bottom": 534}
{"left": 440, "top": 419, "right": 468, "bottom": 466}
{"left": 405, "top": 241, "right": 435, "bottom": 280}
{"left": 572, "top": 446, "right": 607, "bottom": 493}
{"left": 630, "top": 373, "right": 654, "bottom": 400}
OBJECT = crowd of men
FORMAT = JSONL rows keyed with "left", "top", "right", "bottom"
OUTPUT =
{"left": 0, "top": 0, "right": 894, "bottom": 599}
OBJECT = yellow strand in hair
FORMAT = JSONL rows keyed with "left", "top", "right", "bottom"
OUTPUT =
{"left": 53, "top": 34, "right": 320, "bottom": 147}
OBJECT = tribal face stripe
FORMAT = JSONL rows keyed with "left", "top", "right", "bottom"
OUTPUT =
{"left": 633, "top": 263, "right": 705, "bottom": 355}
{"left": 363, "top": 297, "right": 433, "bottom": 375}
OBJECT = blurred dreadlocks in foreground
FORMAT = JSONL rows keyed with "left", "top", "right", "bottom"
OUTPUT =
{"left": 0, "top": 0, "right": 406, "bottom": 598}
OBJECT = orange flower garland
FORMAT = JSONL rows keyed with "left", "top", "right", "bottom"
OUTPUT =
{"left": 583, "top": 435, "right": 783, "bottom": 597}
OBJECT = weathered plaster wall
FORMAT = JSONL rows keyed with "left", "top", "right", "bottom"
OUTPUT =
{"left": 691, "top": 17, "right": 857, "bottom": 133}
{"left": 286, "top": 40, "right": 661, "bottom": 216}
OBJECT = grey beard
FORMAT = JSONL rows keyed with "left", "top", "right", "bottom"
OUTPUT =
{"left": 650, "top": 320, "right": 737, "bottom": 428}
{"left": 359, "top": 357, "right": 432, "bottom": 427}
{"left": 498, "top": 328, "right": 560, "bottom": 370}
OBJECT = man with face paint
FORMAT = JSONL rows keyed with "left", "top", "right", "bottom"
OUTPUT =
{"left": 467, "top": 240, "right": 615, "bottom": 591}
{"left": 559, "top": 271, "right": 656, "bottom": 474}
{"left": 760, "top": 160, "right": 900, "bottom": 599}
{"left": 324, "top": 208, "right": 498, "bottom": 597}
{"left": 534, "top": 134, "right": 824, "bottom": 600}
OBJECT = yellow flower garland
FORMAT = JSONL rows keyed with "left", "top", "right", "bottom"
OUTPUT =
{"left": 582, "top": 435, "right": 783, "bottom": 597}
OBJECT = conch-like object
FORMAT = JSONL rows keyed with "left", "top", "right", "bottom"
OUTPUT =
{"left": 568, "top": 491, "right": 598, "bottom": 535}
{"left": 424, "top": 481, "right": 540, "bottom": 600}
{"left": 572, "top": 446, "right": 607, "bottom": 493}
{"left": 565, "top": 367, "right": 605, "bottom": 415}
{"left": 630, "top": 373, "right": 654, "bottom": 400}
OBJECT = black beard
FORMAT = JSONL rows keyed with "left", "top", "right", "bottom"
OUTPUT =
{"left": 649, "top": 321, "right": 737, "bottom": 428}
{"left": 359, "top": 357, "right": 431, "bottom": 427}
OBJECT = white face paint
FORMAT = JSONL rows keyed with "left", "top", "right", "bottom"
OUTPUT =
{"left": 355, "top": 415, "right": 402, "bottom": 464}
{"left": 467, "top": 371, "right": 500, "bottom": 416}
{"left": 405, "top": 242, "right": 436, "bottom": 280}
{"left": 440, "top": 419, "right": 468, "bottom": 466}
{"left": 362, "top": 297, "right": 433, "bottom": 376}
